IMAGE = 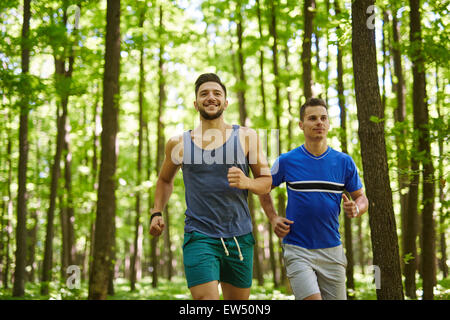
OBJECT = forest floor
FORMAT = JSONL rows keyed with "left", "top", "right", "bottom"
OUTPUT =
{"left": 0, "top": 272, "right": 449, "bottom": 300}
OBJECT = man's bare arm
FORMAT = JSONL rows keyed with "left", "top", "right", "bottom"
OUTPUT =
{"left": 150, "top": 136, "right": 182, "bottom": 236}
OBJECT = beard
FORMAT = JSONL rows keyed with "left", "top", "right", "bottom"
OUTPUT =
{"left": 199, "top": 105, "right": 224, "bottom": 120}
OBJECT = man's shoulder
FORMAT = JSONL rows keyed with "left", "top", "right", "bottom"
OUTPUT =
{"left": 281, "top": 145, "right": 303, "bottom": 159}
{"left": 238, "top": 125, "right": 258, "bottom": 137}
{"left": 167, "top": 134, "right": 184, "bottom": 145}
{"left": 166, "top": 134, "right": 184, "bottom": 153}
{"left": 329, "top": 147, "right": 354, "bottom": 161}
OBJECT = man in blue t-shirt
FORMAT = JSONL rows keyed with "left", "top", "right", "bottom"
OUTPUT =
{"left": 259, "top": 97, "right": 368, "bottom": 300}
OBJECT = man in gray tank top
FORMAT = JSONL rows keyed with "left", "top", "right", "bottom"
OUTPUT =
{"left": 149, "top": 73, "right": 272, "bottom": 300}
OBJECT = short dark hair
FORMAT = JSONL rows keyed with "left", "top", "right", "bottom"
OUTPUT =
{"left": 300, "top": 97, "right": 328, "bottom": 121}
{"left": 195, "top": 73, "right": 227, "bottom": 98}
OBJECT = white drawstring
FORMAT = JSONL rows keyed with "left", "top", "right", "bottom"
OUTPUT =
{"left": 233, "top": 236, "right": 244, "bottom": 261}
{"left": 220, "top": 237, "right": 244, "bottom": 261}
{"left": 220, "top": 238, "right": 230, "bottom": 256}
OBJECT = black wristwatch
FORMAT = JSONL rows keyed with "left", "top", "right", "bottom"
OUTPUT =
{"left": 150, "top": 212, "right": 162, "bottom": 223}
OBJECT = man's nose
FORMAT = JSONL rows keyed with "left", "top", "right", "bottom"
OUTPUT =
{"left": 205, "top": 92, "right": 216, "bottom": 101}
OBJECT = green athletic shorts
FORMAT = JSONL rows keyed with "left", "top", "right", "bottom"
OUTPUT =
{"left": 182, "top": 231, "right": 255, "bottom": 289}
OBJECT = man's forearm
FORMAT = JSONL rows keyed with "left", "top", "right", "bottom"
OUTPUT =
{"left": 258, "top": 192, "right": 277, "bottom": 221}
{"left": 152, "top": 178, "right": 174, "bottom": 213}
{"left": 354, "top": 195, "right": 369, "bottom": 215}
{"left": 248, "top": 176, "right": 272, "bottom": 195}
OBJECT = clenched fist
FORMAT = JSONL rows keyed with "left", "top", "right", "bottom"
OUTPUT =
{"left": 342, "top": 194, "right": 359, "bottom": 218}
{"left": 149, "top": 216, "right": 165, "bottom": 236}
{"left": 227, "top": 166, "right": 250, "bottom": 190}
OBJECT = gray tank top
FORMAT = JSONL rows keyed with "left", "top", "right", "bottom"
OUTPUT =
{"left": 182, "top": 125, "right": 252, "bottom": 238}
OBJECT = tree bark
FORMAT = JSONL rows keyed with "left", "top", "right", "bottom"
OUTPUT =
{"left": 255, "top": 0, "right": 268, "bottom": 124}
{"left": 351, "top": 0, "right": 404, "bottom": 300}
{"left": 391, "top": 7, "right": 413, "bottom": 296}
{"left": 41, "top": 5, "right": 75, "bottom": 295}
{"left": 335, "top": 0, "right": 354, "bottom": 296}
{"left": 13, "top": 0, "right": 31, "bottom": 297}
{"left": 235, "top": 0, "right": 247, "bottom": 127}
{"left": 301, "top": 0, "right": 315, "bottom": 101}
{"left": 435, "top": 66, "right": 448, "bottom": 280}
{"left": 409, "top": 0, "right": 436, "bottom": 300}
{"left": 130, "top": 4, "right": 146, "bottom": 292}
{"left": 88, "top": 0, "right": 121, "bottom": 300}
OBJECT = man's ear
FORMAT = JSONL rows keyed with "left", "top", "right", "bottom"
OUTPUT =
{"left": 194, "top": 101, "right": 198, "bottom": 111}
{"left": 299, "top": 121, "right": 303, "bottom": 130}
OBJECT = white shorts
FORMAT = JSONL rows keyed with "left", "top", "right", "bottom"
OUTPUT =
{"left": 282, "top": 243, "right": 348, "bottom": 300}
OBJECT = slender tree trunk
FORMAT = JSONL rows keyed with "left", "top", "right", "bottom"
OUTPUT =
{"left": 283, "top": 44, "right": 294, "bottom": 151}
{"left": 41, "top": 12, "right": 73, "bottom": 294}
{"left": 235, "top": 1, "right": 248, "bottom": 127}
{"left": 351, "top": 0, "right": 404, "bottom": 300}
{"left": 151, "top": 4, "right": 166, "bottom": 288}
{"left": 255, "top": 0, "right": 267, "bottom": 124}
{"left": 130, "top": 4, "right": 146, "bottom": 292}
{"left": 157, "top": 4, "right": 173, "bottom": 282}
{"left": 249, "top": 192, "right": 264, "bottom": 286}
{"left": 357, "top": 216, "right": 365, "bottom": 275}
{"left": 3, "top": 109, "right": 14, "bottom": 289}
{"left": 435, "top": 66, "right": 448, "bottom": 280}
{"left": 301, "top": 0, "right": 315, "bottom": 101}
{"left": 269, "top": 0, "right": 284, "bottom": 288}
{"left": 63, "top": 135, "right": 76, "bottom": 267}
{"left": 88, "top": 0, "right": 121, "bottom": 300}
{"left": 87, "top": 84, "right": 101, "bottom": 282}
{"left": 409, "top": 0, "right": 436, "bottom": 300}
{"left": 41, "top": 98, "right": 66, "bottom": 296}
{"left": 391, "top": 8, "right": 411, "bottom": 292}
{"left": 335, "top": 0, "right": 354, "bottom": 295}
{"left": 13, "top": 0, "right": 31, "bottom": 297}
{"left": 381, "top": 10, "right": 388, "bottom": 114}
{"left": 324, "top": 0, "right": 330, "bottom": 104}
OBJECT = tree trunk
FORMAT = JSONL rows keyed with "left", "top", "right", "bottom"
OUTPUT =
{"left": 324, "top": 0, "right": 330, "bottom": 105}
{"left": 391, "top": 8, "right": 412, "bottom": 294}
{"left": 435, "top": 66, "right": 448, "bottom": 280}
{"left": 335, "top": 0, "right": 354, "bottom": 295}
{"left": 63, "top": 134, "right": 76, "bottom": 268}
{"left": 86, "top": 84, "right": 101, "bottom": 282}
{"left": 13, "top": 0, "right": 31, "bottom": 297}
{"left": 283, "top": 43, "right": 294, "bottom": 151}
{"left": 235, "top": 1, "right": 247, "bottom": 127}
{"left": 26, "top": 119, "right": 42, "bottom": 283}
{"left": 301, "top": 0, "right": 315, "bottom": 101}
{"left": 3, "top": 109, "right": 14, "bottom": 289}
{"left": 130, "top": 4, "right": 146, "bottom": 292}
{"left": 88, "top": 0, "right": 121, "bottom": 300}
{"left": 41, "top": 3, "right": 76, "bottom": 294}
{"left": 269, "top": 0, "right": 283, "bottom": 289}
{"left": 249, "top": 192, "right": 264, "bottom": 286}
{"left": 409, "top": 0, "right": 436, "bottom": 300}
{"left": 255, "top": 0, "right": 267, "bottom": 124}
{"left": 381, "top": 10, "right": 388, "bottom": 114}
{"left": 351, "top": 0, "right": 404, "bottom": 300}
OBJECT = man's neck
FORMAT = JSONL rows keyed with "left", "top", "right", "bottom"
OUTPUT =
{"left": 304, "top": 139, "right": 328, "bottom": 156}
{"left": 195, "top": 116, "right": 229, "bottom": 133}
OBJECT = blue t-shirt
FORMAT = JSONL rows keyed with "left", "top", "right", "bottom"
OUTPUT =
{"left": 272, "top": 145, "right": 363, "bottom": 249}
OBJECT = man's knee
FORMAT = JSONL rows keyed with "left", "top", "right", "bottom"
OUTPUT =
{"left": 190, "top": 281, "right": 220, "bottom": 300}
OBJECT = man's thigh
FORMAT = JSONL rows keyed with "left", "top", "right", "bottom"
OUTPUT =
{"left": 183, "top": 232, "right": 221, "bottom": 289}
{"left": 220, "top": 282, "right": 250, "bottom": 300}
{"left": 283, "top": 244, "right": 321, "bottom": 300}
{"left": 315, "top": 245, "right": 347, "bottom": 300}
